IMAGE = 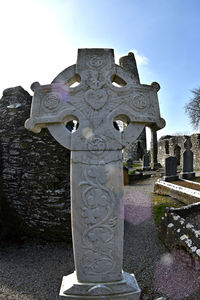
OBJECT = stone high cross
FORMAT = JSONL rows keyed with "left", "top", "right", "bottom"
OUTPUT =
{"left": 25, "top": 49, "right": 165, "bottom": 299}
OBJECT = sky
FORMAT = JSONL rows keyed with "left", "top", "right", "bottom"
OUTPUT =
{"left": 0, "top": 0, "right": 200, "bottom": 142}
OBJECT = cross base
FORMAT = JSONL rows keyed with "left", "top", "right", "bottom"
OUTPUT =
{"left": 59, "top": 271, "right": 141, "bottom": 299}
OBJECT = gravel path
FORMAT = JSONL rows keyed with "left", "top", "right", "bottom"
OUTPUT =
{"left": 0, "top": 177, "right": 200, "bottom": 300}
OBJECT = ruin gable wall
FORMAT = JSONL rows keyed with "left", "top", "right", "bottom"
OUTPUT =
{"left": 158, "top": 134, "right": 200, "bottom": 170}
{"left": 0, "top": 86, "right": 71, "bottom": 240}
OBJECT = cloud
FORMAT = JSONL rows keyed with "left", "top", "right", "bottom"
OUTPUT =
{"left": 115, "top": 49, "right": 148, "bottom": 66}
{"left": 132, "top": 49, "right": 148, "bottom": 66}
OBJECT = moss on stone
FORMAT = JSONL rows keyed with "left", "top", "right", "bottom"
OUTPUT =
{"left": 21, "top": 142, "right": 28, "bottom": 149}
{"left": 152, "top": 194, "right": 182, "bottom": 226}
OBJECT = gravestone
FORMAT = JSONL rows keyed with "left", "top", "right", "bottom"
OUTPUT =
{"left": 164, "top": 156, "right": 179, "bottom": 182}
{"left": 143, "top": 150, "right": 151, "bottom": 171}
{"left": 25, "top": 48, "right": 165, "bottom": 299}
{"left": 150, "top": 129, "right": 158, "bottom": 169}
{"left": 126, "top": 158, "right": 133, "bottom": 169}
{"left": 180, "top": 138, "right": 195, "bottom": 179}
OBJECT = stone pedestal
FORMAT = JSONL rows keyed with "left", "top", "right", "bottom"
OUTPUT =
{"left": 59, "top": 272, "right": 141, "bottom": 299}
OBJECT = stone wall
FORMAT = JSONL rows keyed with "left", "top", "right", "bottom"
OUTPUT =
{"left": 158, "top": 134, "right": 200, "bottom": 170}
{"left": 123, "top": 127, "right": 146, "bottom": 161}
{"left": 159, "top": 204, "right": 200, "bottom": 265}
{"left": 0, "top": 86, "right": 71, "bottom": 240}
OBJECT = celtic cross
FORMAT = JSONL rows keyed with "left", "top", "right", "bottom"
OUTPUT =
{"left": 25, "top": 48, "right": 165, "bottom": 299}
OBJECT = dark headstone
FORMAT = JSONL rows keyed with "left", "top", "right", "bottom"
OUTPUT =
{"left": 143, "top": 151, "right": 150, "bottom": 171}
{"left": 126, "top": 158, "right": 133, "bottom": 169}
{"left": 150, "top": 129, "right": 160, "bottom": 170}
{"left": 181, "top": 138, "right": 195, "bottom": 179}
{"left": 164, "top": 156, "right": 179, "bottom": 181}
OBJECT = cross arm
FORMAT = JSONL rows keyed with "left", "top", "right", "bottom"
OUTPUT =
{"left": 25, "top": 81, "right": 77, "bottom": 133}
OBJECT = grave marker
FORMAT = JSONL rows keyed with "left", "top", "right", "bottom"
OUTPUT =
{"left": 181, "top": 138, "right": 195, "bottom": 179}
{"left": 164, "top": 156, "right": 179, "bottom": 182}
{"left": 143, "top": 150, "right": 151, "bottom": 171}
{"left": 25, "top": 48, "right": 165, "bottom": 299}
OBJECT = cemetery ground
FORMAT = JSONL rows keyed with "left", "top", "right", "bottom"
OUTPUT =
{"left": 1, "top": 176, "right": 200, "bottom": 300}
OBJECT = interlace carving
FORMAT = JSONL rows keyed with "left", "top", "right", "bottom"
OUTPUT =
{"left": 131, "top": 93, "right": 148, "bottom": 111}
{"left": 87, "top": 136, "right": 106, "bottom": 155}
{"left": 80, "top": 166, "right": 117, "bottom": 274}
{"left": 43, "top": 93, "right": 61, "bottom": 111}
{"left": 87, "top": 55, "right": 106, "bottom": 69}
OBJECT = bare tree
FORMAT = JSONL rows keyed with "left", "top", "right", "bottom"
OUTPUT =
{"left": 185, "top": 88, "right": 200, "bottom": 129}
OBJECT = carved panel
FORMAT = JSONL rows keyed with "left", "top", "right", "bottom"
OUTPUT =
{"left": 87, "top": 136, "right": 106, "bottom": 155}
{"left": 87, "top": 54, "right": 107, "bottom": 69}
{"left": 131, "top": 93, "right": 149, "bottom": 111}
{"left": 42, "top": 92, "right": 61, "bottom": 111}
{"left": 80, "top": 166, "right": 117, "bottom": 275}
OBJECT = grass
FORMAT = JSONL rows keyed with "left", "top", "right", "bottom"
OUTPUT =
{"left": 191, "top": 176, "right": 200, "bottom": 183}
{"left": 132, "top": 163, "right": 142, "bottom": 168}
{"left": 152, "top": 194, "right": 183, "bottom": 226}
{"left": 153, "top": 203, "right": 170, "bottom": 226}
{"left": 129, "top": 170, "right": 135, "bottom": 175}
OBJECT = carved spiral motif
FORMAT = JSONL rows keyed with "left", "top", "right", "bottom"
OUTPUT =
{"left": 87, "top": 137, "right": 106, "bottom": 155}
{"left": 131, "top": 93, "right": 148, "bottom": 111}
{"left": 42, "top": 93, "right": 60, "bottom": 111}
{"left": 88, "top": 55, "right": 105, "bottom": 68}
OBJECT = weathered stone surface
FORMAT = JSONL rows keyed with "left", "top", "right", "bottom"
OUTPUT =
{"left": 119, "top": 52, "right": 140, "bottom": 83}
{"left": 25, "top": 48, "right": 165, "bottom": 299}
{"left": 119, "top": 52, "right": 147, "bottom": 163}
{"left": 124, "top": 127, "right": 147, "bottom": 162}
{"left": 159, "top": 204, "right": 200, "bottom": 264}
{"left": 0, "top": 86, "right": 71, "bottom": 240}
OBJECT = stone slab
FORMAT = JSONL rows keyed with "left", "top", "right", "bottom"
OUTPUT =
{"left": 154, "top": 178, "right": 200, "bottom": 205}
{"left": 59, "top": 271, "right": 141, "bottom": 299}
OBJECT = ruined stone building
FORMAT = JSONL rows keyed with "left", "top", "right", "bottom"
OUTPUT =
{"left": 123, "top": 127, "right": 146, "bottom": 161}
{"left": 157, "top": 134, "right": 200, "bottom": 170}
{"left": 0, "top": 86, "right": 71, "bottom": 240}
